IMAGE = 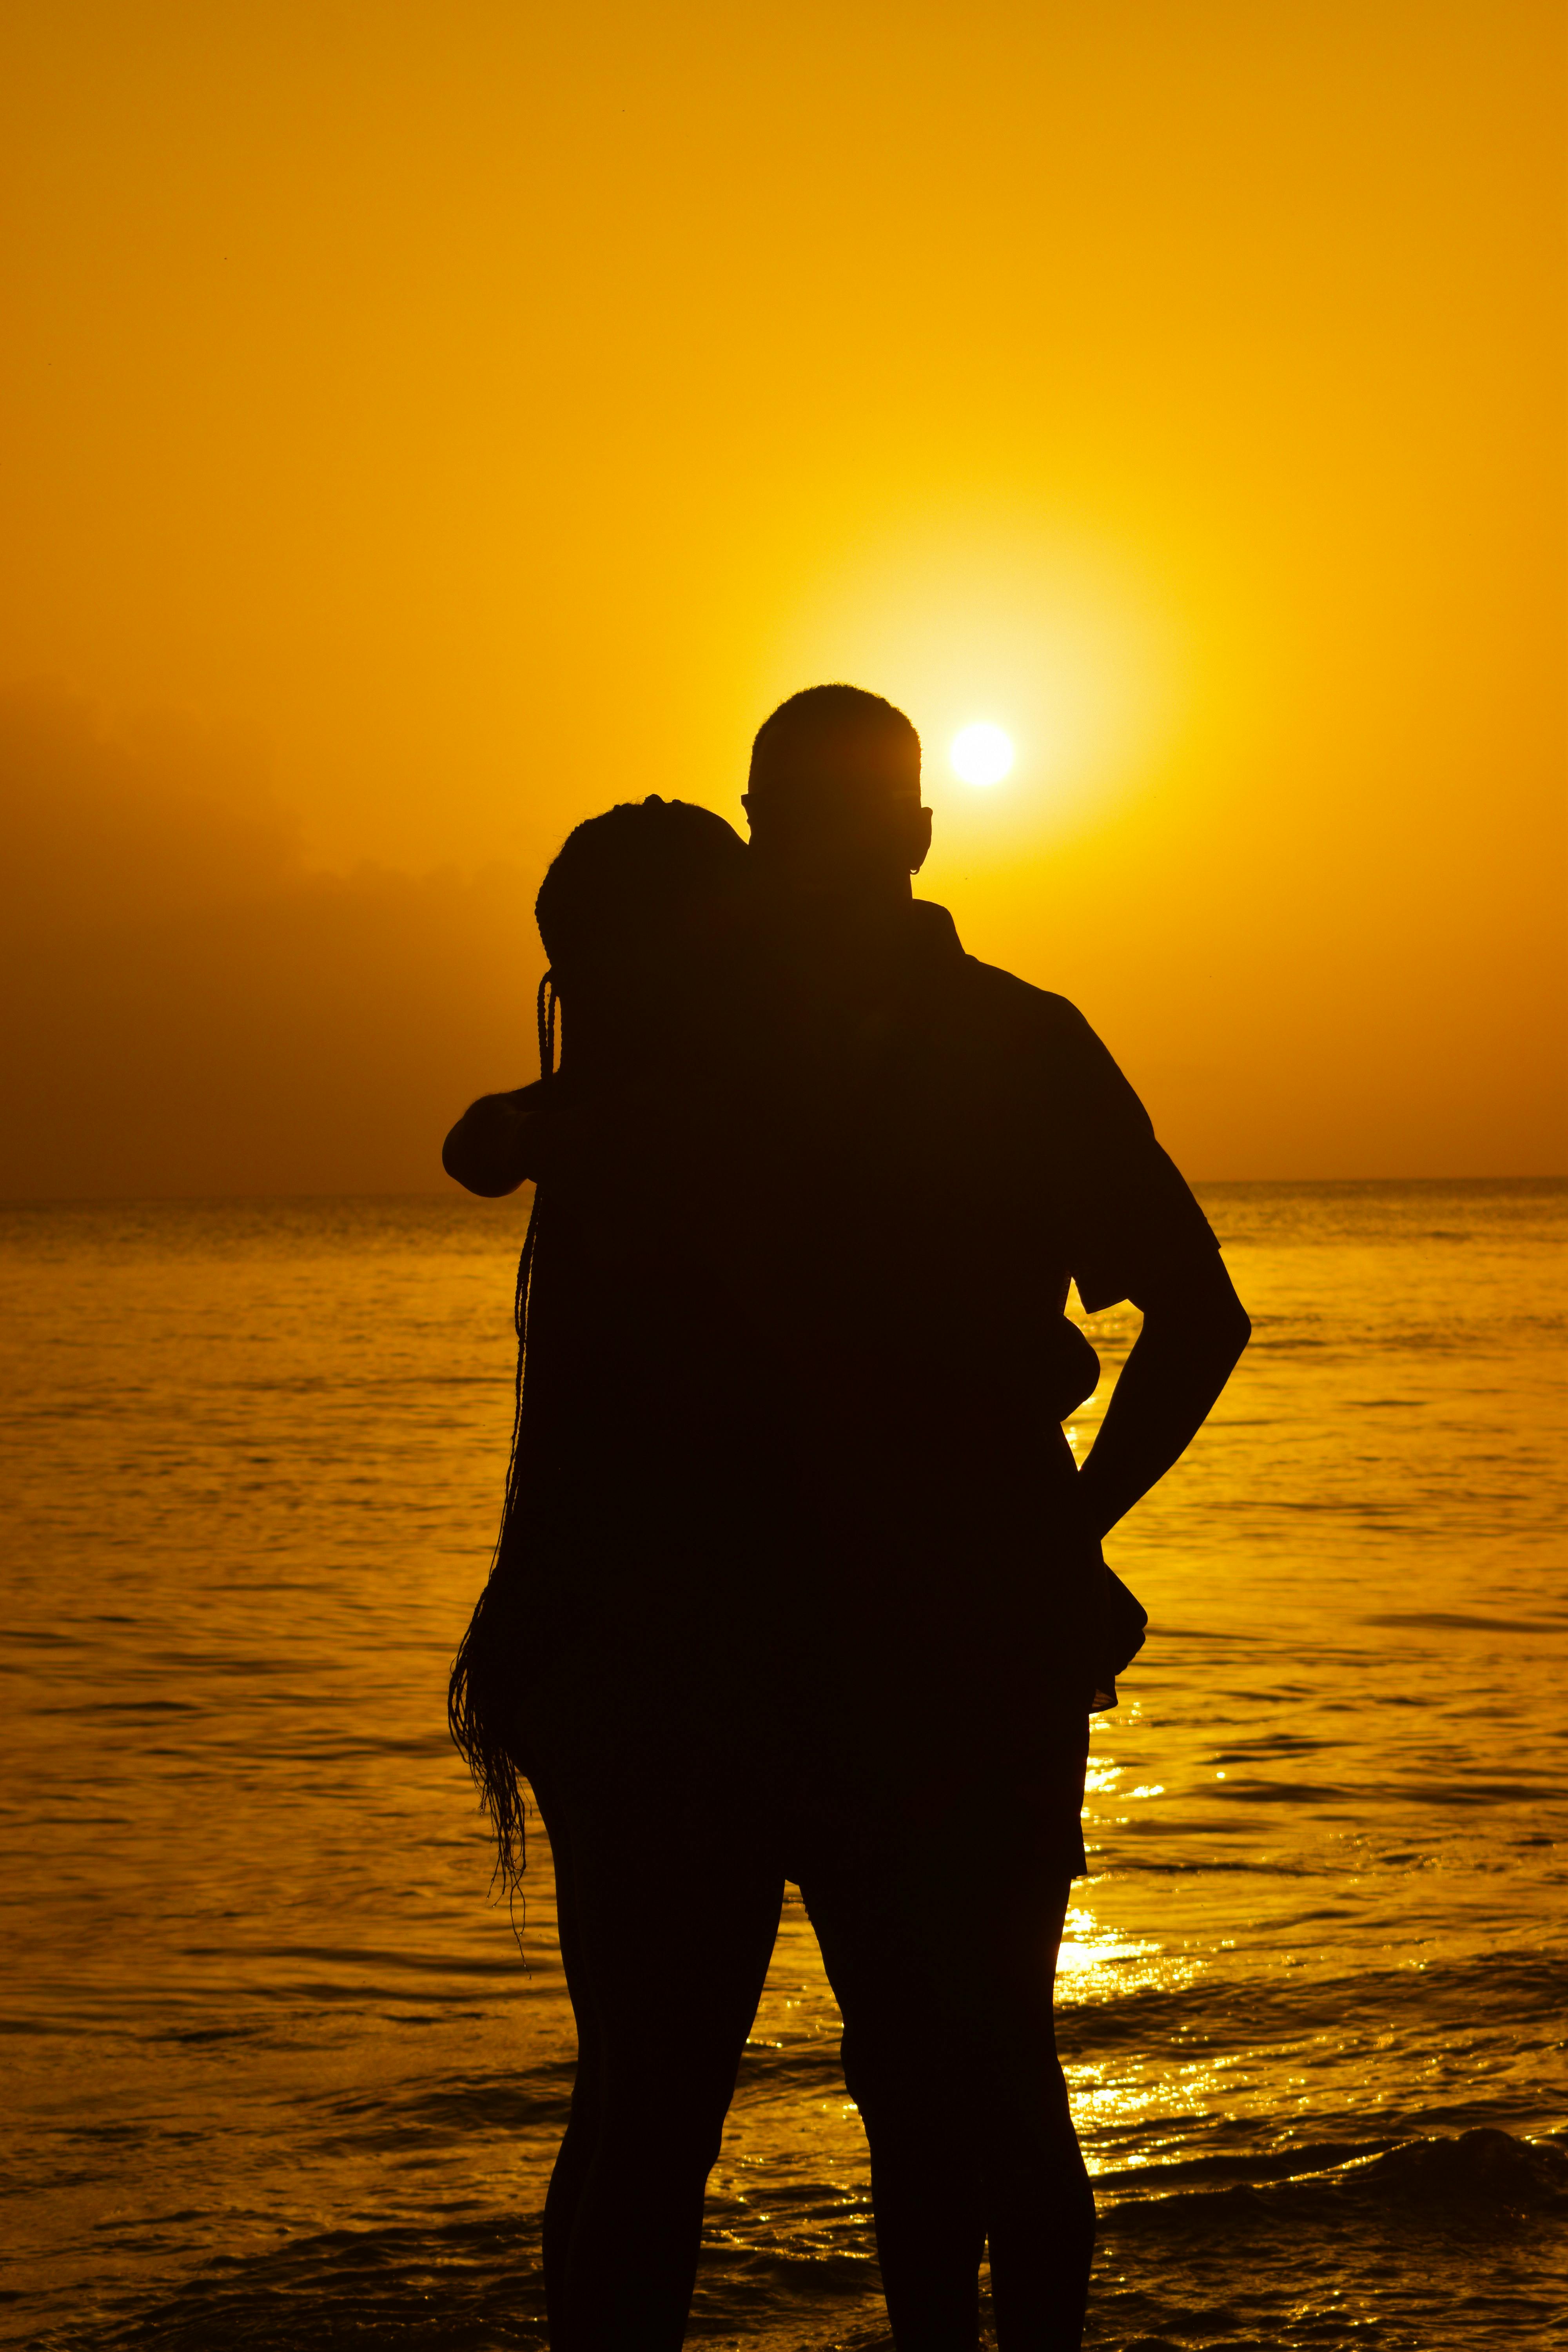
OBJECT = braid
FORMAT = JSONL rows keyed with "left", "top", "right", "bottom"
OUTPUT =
{"left": 446, "top": 973, "right": 556, "bottom": 1900}
{"left": 536, "top": 968, "right": 559, "bottom": 1083}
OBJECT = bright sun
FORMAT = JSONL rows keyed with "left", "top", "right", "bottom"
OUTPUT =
{"left": 951, "top": 721, "right": 1014, "bottom": 786}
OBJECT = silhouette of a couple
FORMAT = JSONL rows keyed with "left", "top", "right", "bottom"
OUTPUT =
{"left": 444, "top": 685, "right": 1249, "bottom": 2351}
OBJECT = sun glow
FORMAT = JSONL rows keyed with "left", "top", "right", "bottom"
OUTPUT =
{"left": 951, "top": 721, "right": 1014, "bottom": 786}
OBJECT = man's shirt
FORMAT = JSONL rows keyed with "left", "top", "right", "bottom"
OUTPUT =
{"left": 776, "top": 896, "right": 1219, "bottom": 1406}
{"left": 746, "top": 895, "right": 1221, "bottom": 1720}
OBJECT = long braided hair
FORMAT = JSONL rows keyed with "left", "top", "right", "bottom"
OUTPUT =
{"left": 445, "top": 969, "right": 557, "bottom": 1896}
{"left": 446, "top": 798, "right": 747, "bottom": 1895}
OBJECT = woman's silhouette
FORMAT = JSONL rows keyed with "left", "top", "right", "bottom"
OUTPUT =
{"left": 449, "top": 797, "right": 809, "bottom": 2348}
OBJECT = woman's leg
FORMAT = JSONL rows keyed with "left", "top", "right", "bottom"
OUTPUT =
{"left": 534, "top": 1773, "right": 784, "bottom": 2351}
{"left": 534, "top": 1776, "right": 600, "bottom": 2338}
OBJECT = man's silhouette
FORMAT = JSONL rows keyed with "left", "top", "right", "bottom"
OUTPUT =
{"left": 444, "top": 700, "right": 1249, "bottom": 2351}
{"left": 740, "top": 686, "right": 1246, "bottom": 1605}
{"left": 727, "top": 686, "right": 1249, "bottom": 2348}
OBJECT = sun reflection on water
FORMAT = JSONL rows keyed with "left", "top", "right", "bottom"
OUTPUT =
{"left": 5, "top": 1188, "right": 1566, "bottom": 2344}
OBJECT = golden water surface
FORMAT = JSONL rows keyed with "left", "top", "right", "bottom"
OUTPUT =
{"left": 4, "top": 1181, "right": 1565, "bottom": 2350}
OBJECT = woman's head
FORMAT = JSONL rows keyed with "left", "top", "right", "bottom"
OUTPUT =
{"left": 535, "top": 796, "right": 749, "bottom": 1072}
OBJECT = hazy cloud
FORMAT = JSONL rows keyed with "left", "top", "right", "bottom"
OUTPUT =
{"left": 1, "top": 686, "right": 544, "bottom": 1196}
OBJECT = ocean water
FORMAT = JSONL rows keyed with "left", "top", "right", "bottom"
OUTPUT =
{"left": 2, "top": 1180, "right": 1564, "bottom": 2352}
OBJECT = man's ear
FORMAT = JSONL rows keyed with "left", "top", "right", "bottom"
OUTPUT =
{"left": 907, "top": 805, "right": 933, "bottom": 875}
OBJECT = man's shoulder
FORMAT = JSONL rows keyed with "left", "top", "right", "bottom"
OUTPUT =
{"left": 912, "top": 902, "right": 1089, "bottom": 1034}
{"left": 960, "top": 953, "right": 1084, "bottom": 1029}
{"left": 949, "top": 946, "right": 1147, "bottom": 1128}
{"left": 955, "top": 951, "right": 1104, "bottom": 1068}
{"left": 913, "top": 901, "right": 1131, "bottom": 1094}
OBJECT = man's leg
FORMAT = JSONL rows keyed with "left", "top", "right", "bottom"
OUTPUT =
{"left": 799, "top": 1779, "right": 1093, "bottom": 2352}
{"left": 806, "top": 1854, "right": 987, "bottom": 2352}
{"left": 534, "top": 1773, "right": 784, "bottom": 2352}
{"left": 962, "top": 1864, "right": 1095, "bottom": 2351}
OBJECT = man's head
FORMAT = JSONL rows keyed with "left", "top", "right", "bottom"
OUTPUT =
{"left": 743, "top": 685, "right": 932, "bottom": 899}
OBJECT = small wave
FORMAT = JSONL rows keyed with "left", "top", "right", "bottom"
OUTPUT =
{"left": 1362, "top": 1610, "right": 1568, "bottom": 1634}
{"left": 30, "top": 2214, "right": 547, "bottom": 2352}
{"left": 1101, "top": 2127, "right": 1568, "bottom": 2240}
{"left": 1061, "top": 1947, "right": 1568, "bottom": 2040}
{"left": 309, "top": 2065, "right": 577, "bottom": 2152}
{"left": 30, "top": 2139, "right": 1568, "bottom": 2352}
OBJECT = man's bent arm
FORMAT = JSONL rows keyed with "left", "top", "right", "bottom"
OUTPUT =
{"left": 1074, "top": 1254, "right": 1250, "bottom": 1541}
{"left": 442, "top": 1088, "right": 539, "bottom": 1197}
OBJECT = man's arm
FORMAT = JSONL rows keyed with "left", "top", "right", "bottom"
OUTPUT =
{"left": 442, "top": 1087, "right": 541, "bottom": 1197}
{"left": 1074, "top": 1252, "right": 1250, "bottom": 1542}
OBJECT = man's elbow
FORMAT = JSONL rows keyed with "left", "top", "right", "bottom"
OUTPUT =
{"left": 1199, "top": 1265, "right": 1251, "bottom": 1365}
{"left": 442, "top": 1123, "right": 485, "bottom": 1194}
{"left": 1214, "top": 1293, "right": 1251, "bottom": 1367}
{"left": 442, "top": 1104, "right": 524, "bottom": 1198}
{"left": 1140, "top": 1260, "right": 1250, "bottom": 1367}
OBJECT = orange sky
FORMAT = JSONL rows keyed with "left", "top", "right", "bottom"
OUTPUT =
{"left": 2, "top": 1, "right": 1563, "bottom": 1195}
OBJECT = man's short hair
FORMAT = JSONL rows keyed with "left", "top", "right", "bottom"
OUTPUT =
{"left": 748, "top": 685, "right": 922, "bottom": 806}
